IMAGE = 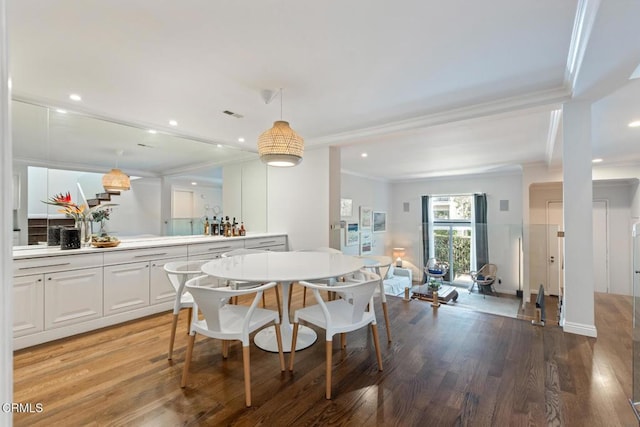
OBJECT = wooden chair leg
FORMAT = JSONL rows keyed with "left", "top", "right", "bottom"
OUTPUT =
{"left": 275, "top": 286, "right": 282, "bottom": 319}
{"left": 302, "top": 287, "right": 307, "bottom": 307}
{"left": 326, "top": 340, "right": 333, "bottom": 399}
{"left": 262, "top": 294, "right": 266, "bottom": 308}
{"left": 186, "top": 307, "right": 192, "bottom": 334}
{"left": 222, "top": 340, "right": 229, "bottom": 358}
{"left": 274, "top": 323, "right": 285, "bottom": 371}
{"left": 242, "top": 346, "right": 251, "bottom": 407}
{"left": 340, "top": 333, "right": 346, "bottom": 349}
{"left": 181, "top": 333, "right": 196, "bottom": 388}
{"left": 382, "top": 301, "right": 392, "bottom": 343}
{"left": 288, "top": 322, "right": 300, "bottom": 371}
{"left": 168, "top": 313, "right": 179, "bottom": 360}
{"left": 371, "top": 324, "right": 383, "bottom": 371}
{"left": 288, "top": 284, "right": 294, "bottom": 312}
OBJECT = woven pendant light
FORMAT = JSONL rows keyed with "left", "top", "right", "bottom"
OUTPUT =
{"left": 102, "top": 168, "right": 131, "bottom": 191}
{"left": 257, "top": 89, "right": 304, "bottom": 167}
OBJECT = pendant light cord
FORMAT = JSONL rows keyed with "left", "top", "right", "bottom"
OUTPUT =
{"left": 280, "top": 88, "right": 283, "bottom": 120}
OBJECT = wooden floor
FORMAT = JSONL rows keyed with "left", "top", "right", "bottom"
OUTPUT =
{"left": 13, "top": 288, "right": 637, "bottom": 426}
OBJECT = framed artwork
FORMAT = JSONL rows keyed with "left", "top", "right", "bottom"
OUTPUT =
{"left": 360, "top": 230, "right": 372, "bottom": 255}
{"left": 340, "top": 198, "right": 353, "bottom": 217}
{"left": 359, "top": 206, "right": 372, "bottom": 230}
{"left": 373, "top": 211, "right": 386, "bottom": 233}
{"left": 345, "top": 222, "right": 359, "bottom": 247}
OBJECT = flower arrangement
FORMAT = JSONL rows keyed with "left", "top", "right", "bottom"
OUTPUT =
{"left": 43, "top": 192, "right": 88, "bottom": 222}
{"left": 91, "top": 207, "right": 112, "bottom": 236}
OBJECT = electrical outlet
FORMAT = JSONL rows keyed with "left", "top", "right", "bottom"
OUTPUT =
{"left": 498, "top": 277, "right": 502, "bottom": 284}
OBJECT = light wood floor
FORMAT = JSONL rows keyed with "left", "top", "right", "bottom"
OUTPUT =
{"left": 13, "top": 288, "right": 636, "bottom": 426}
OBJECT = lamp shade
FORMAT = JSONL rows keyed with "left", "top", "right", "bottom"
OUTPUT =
{"left": 392, "top": 247, "right": 406, "bottom": 267}
{"left": 102, "top": 168, "right": 131, "bottom": 192}
{"left": 257, "top": 120, "right": 304, "bottom": 167}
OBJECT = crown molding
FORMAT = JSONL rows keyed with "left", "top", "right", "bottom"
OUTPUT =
{"left": 310, "top": 86, "right": 571, "bottom": 146}
{"left": 545, "top": 109, "right": 563, "bottom": 167}
{"left": 565, "top": 0, "right": 601, "bottom": 92}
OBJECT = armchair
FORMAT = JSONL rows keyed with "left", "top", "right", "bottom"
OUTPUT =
{"left": 469, "top": 263, "right": 498, "bottom": 297}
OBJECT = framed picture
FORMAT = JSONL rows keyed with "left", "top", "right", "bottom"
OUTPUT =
{"left": 340, "top": 198, "right": 353, "bottom": 217}
{"left": 345, "top": 222, "right": 359, "bottom": 247}
{"left": 373, "top": 211, "right": 386, "bottom": 233}
{"left": 360, "top": 230, "right": 372, "bottom": 255}
{"left": 359, "top": 206, "right": 372, "bottom": 230}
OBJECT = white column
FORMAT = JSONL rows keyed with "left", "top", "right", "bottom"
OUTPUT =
{"left": 0, "top": 0, "right": 14, "bottom": 423}
{"left": 562, "top": 101, "right": 597, "bottom": 337}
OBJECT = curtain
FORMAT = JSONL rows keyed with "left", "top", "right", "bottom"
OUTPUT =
{"left": 421, "top": 195, "right": 430, "bottom": 283}
{"left": 474, "top": 193, "right": 488, "bottom": 270}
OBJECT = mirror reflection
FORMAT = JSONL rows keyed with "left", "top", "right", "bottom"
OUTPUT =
{"left": 12, "top": 100, "right": 266, "bottom": 248}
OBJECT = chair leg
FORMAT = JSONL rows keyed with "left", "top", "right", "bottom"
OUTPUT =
{"left": 168, "top": 313, "right": 179, "bottom": 360}
{"left": 181, "top": 333, "right": 196, "bottom": 388}
{"left": 288, "top": 284, "right": 294, "bottom": 312}
{"left": 371, "top": 324, "right": 383, "bottom": 371}
{"left": 261, "top": 294, "right": 266, "bottom": 308}
{"left": 381, "top": 301, "right": 392, "bottom": 343}
{"left": 274, "top": 323, "right": 285, "bottom": 371}
{"left": 288, "top": 322, "right": 300, "bottom": 371}
{"left": 242, "top": 346, "right": 251, "bottom": 407}
{"left": 222, "top": 340, "right": 229, "bottom": 358}
{"left": 275, "top": 286, "right": 282, "bottom": 319}
{"left": 186, "top": 307, "right": 192, "bottom": 334}
{"left": 326, "top": 340, "right": 333, "bottom": 399}
{"left": 302, "top": 287, "right": 307, "bottom": 307}
{"left": 340, "top": 333, "right": 346, "bottom": 349}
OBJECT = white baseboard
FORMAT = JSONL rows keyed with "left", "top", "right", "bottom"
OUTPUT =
{"left": 563, "top": 321, "right": 597, "bottom": 337}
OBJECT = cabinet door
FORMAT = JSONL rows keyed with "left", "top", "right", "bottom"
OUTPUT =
{"left": 13, "top": 274, "right": 44, "bottom": 337}
{"left": 103, "top": 261, "right": 150, "bottom": 316}
{"left": 44, "top": 267, "right": 103, "bottom": 330}
{"left": 149, "top": 257, "right": 184, "bottom": 305}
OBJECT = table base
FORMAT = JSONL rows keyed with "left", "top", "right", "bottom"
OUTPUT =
{"left": 254, "top": 324, "right": 317, "bottom": 353}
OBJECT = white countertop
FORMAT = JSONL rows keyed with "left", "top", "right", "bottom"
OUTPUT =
{"left": 13, "top": 232, "right": 286, "bottom": 260}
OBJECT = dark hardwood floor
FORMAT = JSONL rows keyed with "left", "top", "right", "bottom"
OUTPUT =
{"left": 13, "top": 288, "right": 636, "bottom": 426}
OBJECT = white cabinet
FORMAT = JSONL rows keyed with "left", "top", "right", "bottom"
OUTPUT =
{"left": 13, "top": 274, "right": 44, "bottom": 337}
{"left": 44, "top": 267, "right": 103, "bottom": 330}
{"left": 244, "top": 235, "right": 287, "bottom": 251}
{"left": 103, "top": 262, "right": 150, "bottom": 316}
{"left": 187, "top": 239, "right": 244, "bottom": 259}
{"left": 149, "top": 257, "right": 184, "bottom": 305}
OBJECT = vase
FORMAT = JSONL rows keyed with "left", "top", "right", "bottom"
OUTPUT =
{"left": 75, "top": 219, "right": 92, "bottom": 247}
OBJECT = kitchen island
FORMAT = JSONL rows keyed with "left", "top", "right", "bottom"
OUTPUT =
{"left": 12, "top": 233, "right": 287, "bottom": 350}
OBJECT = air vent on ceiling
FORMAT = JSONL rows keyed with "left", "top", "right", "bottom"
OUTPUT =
{"left": 223, "top": 110, "right": 244, "bottom": 118}
{"left": 137, "top": 143, "right": 153, "bottom": 148}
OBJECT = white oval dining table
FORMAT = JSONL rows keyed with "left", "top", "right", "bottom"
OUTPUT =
{"left": 201, "top": 251, "right": 364, "bottom": 352}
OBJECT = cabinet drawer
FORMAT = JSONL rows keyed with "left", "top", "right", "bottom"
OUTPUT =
{"left": 14, "top": 253, "right": 104, "bottom": 277}
{"left": 103, "top": 246, "right": 187, "bottom": 265}
{"left": 187, "top": 240, "right": 244, "bottom": 257}
{"left": 244, "top": 236, "right": 287, "bottom": 250}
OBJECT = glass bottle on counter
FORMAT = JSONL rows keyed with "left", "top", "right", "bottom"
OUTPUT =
{"left": 239, "top": 222, "right": 246, "bottom": 236}
{"left": 211, "top": 216, "right": 218, "bottom": 236}
{"left": 203, "top": 217, "right": 210, "bottom": 235}
{"left": 224, "top": 216, "right": 232, "bottom": 237}
{"left": 219, "top": 216, "right": 224, "bottom": 236}
{"left": 232, "top": 217, "right": 238, "bottom": 236}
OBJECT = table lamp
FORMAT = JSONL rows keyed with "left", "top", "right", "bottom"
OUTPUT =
{"left": 392, "top": 247, "right": 405, "bottom": 267}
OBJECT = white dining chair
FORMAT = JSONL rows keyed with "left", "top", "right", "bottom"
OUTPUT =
{"left": 360, "top": 255, "right": 393, "bottom": 343}
{"left": 288, "top": 269, "right": 383, "bottom": 399}
{"left": 181, "top": 275, "right": 285, "bottom": 407}
{"left": 164, "top": 259, "right": 212, "bottom": 360}
{"left": 221, "top": 248, "right": 281, "bottom": 312}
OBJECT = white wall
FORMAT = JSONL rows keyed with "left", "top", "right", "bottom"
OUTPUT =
{"left": 223, "top": 159, "right": 267, "bottom": 233}
{"left": 105, "top": 178, "right": 162, "bottom": 237}
{"left": 267, "top": 147, "right": 335, "bottom": 250}
{"left": 340, "top": 172, "right": 392, "bottom": 257}
{"left": 391, "top": 172, "right": 523, "bottom": 293}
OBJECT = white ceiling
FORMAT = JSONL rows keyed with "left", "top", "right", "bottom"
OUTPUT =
{"left": 7, "top": 0, "right": 640, "bottom": 181}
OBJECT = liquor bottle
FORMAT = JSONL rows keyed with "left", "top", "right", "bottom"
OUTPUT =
{"left": 203, "top": 217, "right": 210, "bottom": 235}
{"left": 212, "top": 216, "right": 218, "bottom": 236}
{"left": 232, "top": 217, "right": 238, "bottom": 236}
{"left": 224, "top": 216, "right": 232, "bottom": 237}
{"left": 219, "top": 216, "right": 224, "bottom": 236}
{"left": 239, "top": 222, "right": 246, "bottom": 236}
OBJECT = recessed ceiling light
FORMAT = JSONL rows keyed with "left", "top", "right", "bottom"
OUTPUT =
{"left": 56, "top": 109, "right": 67, "bottom": 114}
{"left": 238, "top": 137, "right": 245, "bottom": 143}
{"left": 148, "top": 129, "right": 157, "bottom": 134}
{"left": 169, "top": 120, "right": 178, "bottom": 126}
{"left": 592, "top": 158, "right": 603, "bottom": 163}
{"left": 361, "top": 153, "right": 368, "bottom": 158}
{"left": 629, "top": 120, "right": 640, "bottom": 128}
{"left": 69, "top": 94, "right": 82, "bottom": 101}
{"left": 217, "top": 144, "right": 223, "bottom": 148}
{"left": 191, "top": 182, "right": 197, "bottom": 186}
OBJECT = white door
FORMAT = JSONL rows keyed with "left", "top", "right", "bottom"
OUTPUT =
{"left": 172, "top": 189, "right": 194, "bottom": 218}
{"left": 546, "top": 201, "right": 609, "bottom": 295}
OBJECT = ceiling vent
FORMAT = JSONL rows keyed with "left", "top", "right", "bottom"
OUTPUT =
{"left": 223, "top": 110, "right": 244, "bottom": 118}
{"left": 137, "top": 143, "right": 153, "bottom": 148}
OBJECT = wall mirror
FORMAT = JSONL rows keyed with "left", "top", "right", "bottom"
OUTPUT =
{"left": 12, "top": 99, "right": 266, "bottom": 248}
